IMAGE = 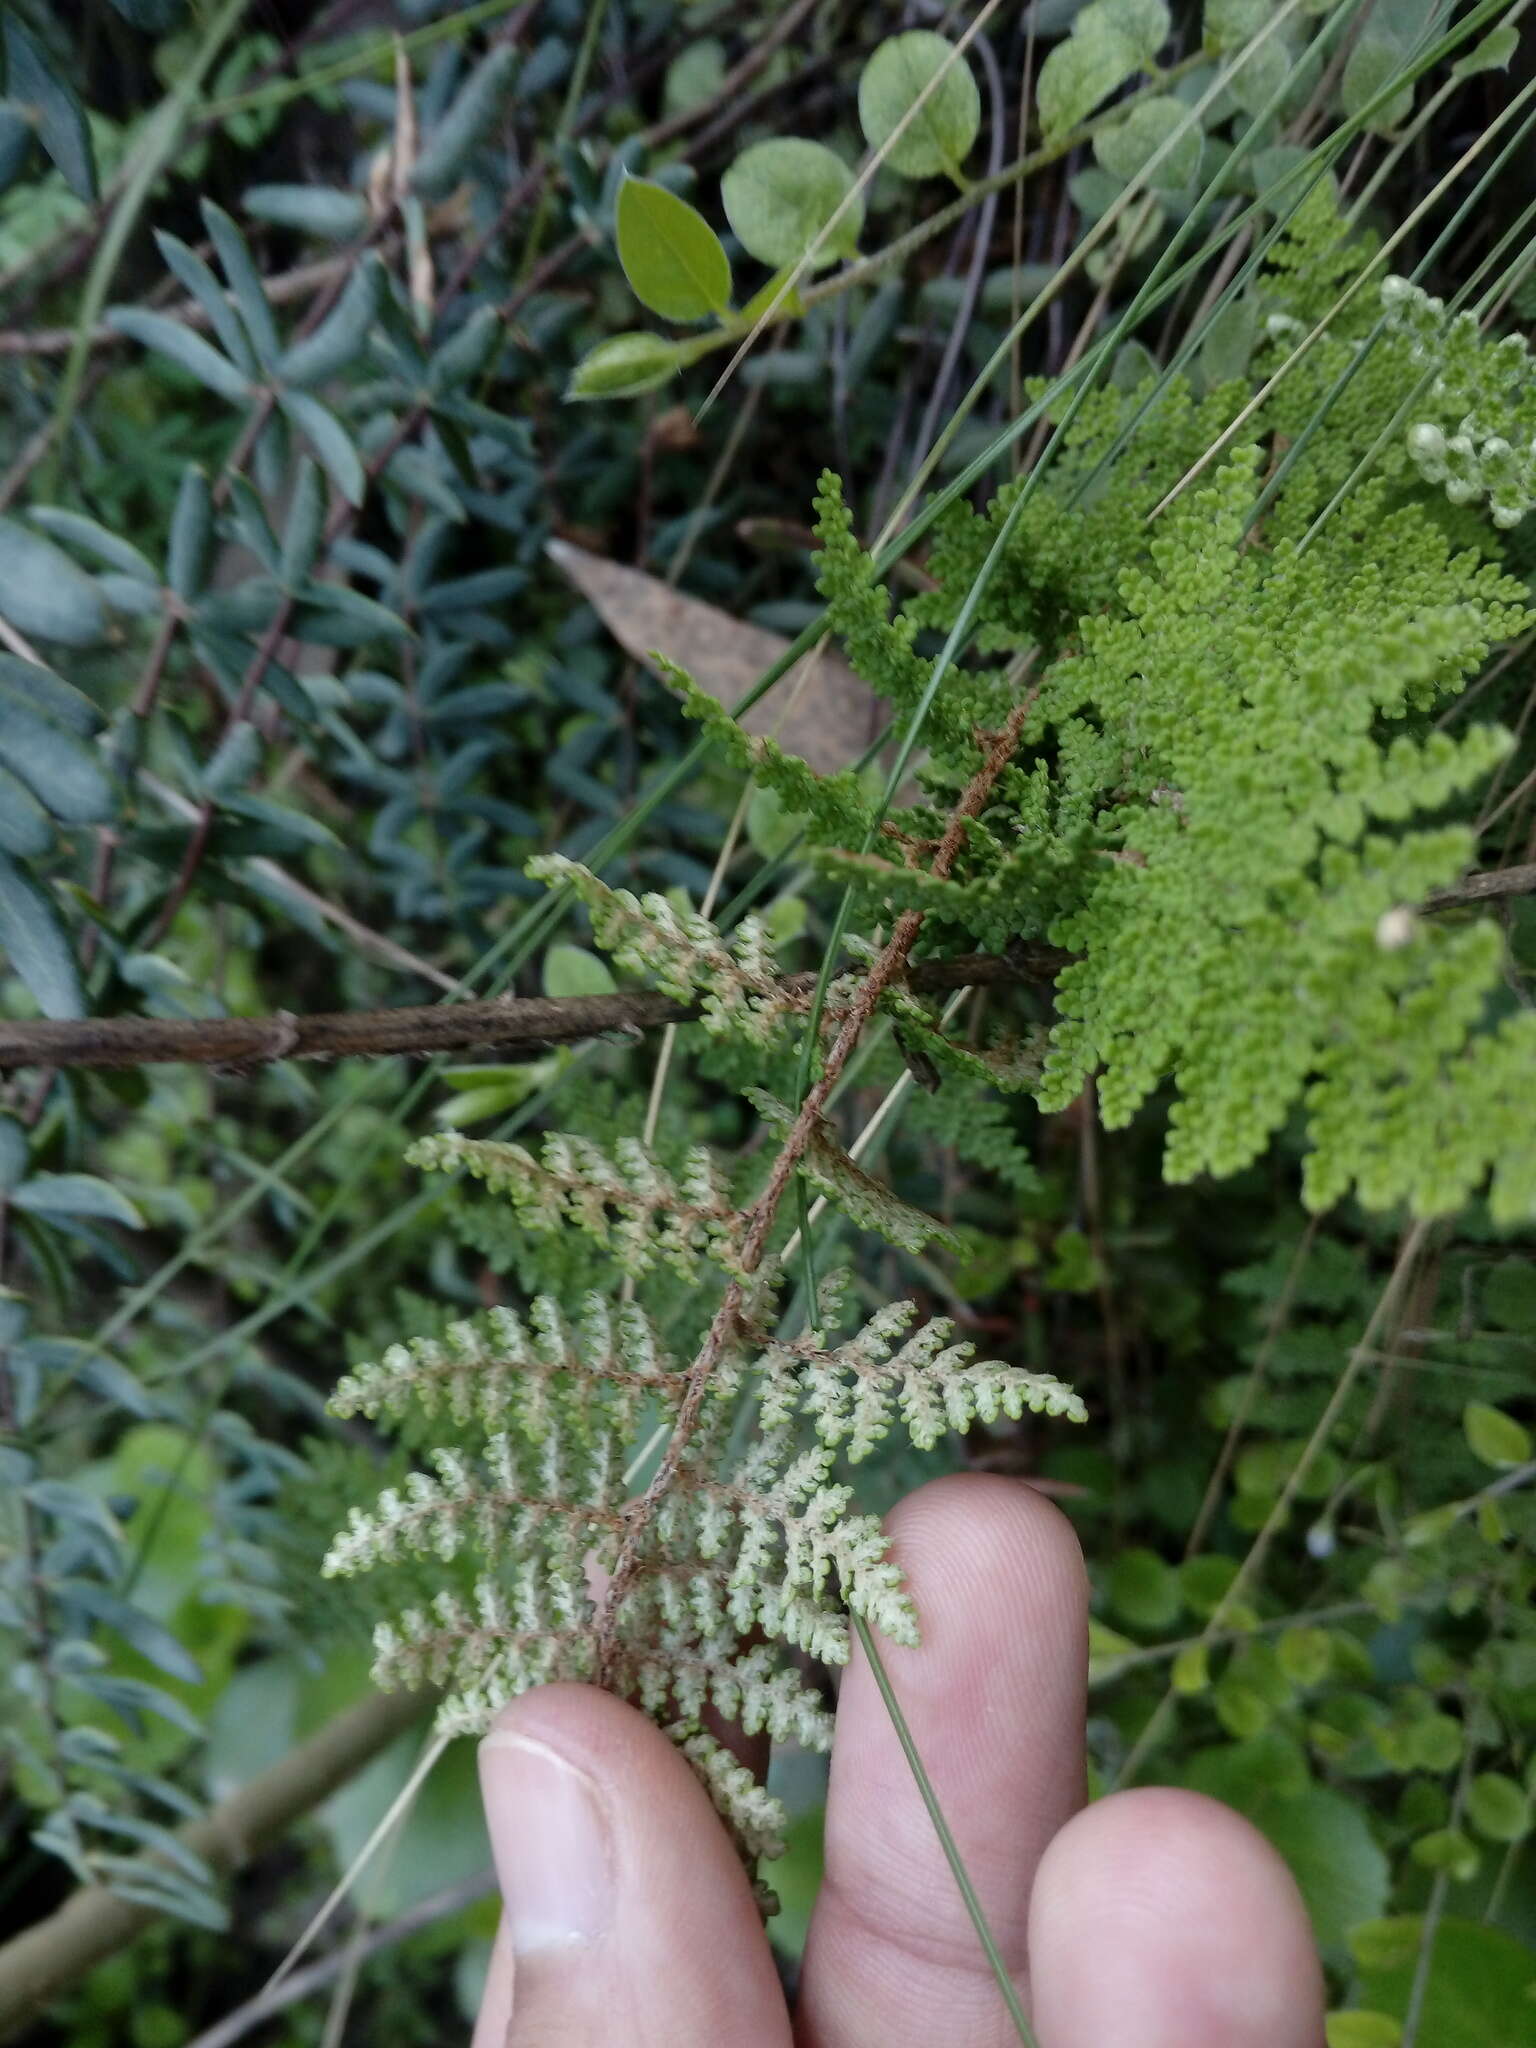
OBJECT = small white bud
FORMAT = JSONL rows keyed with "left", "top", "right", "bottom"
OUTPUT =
{"left": 1407, "top": 422, "right": 1445, "bottom": 465}
{"left": 1376, "top": 906, "right": 1415, "bottom": 951}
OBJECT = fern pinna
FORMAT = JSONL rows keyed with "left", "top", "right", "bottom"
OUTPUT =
{"left": 325, "top": 197, "right": 1535, "bottom": 1878}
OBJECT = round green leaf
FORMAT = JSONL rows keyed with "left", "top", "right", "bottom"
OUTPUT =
{"left": 1094, "top": 96, "right": 1203, "bottom": 190}
{"left": 543, "top": 943, "right": 618, "bottom": 1000}
{"left": 1108, "top": 1545, "right": 1182, "bottom": 1630}
{"left": 1463, "top": 1400, "right": 1532, "bottom": 1470}
{"left": 1410, "top": 1828, "right": 1480, "bottom": 1881}
{"left": 568, "top": 332, "right": 686, "bottom": 401}
{"left": 721, "top": 139, "right": 862, "bottom": 272}
{"left": 1356, "top": 1918, "right": 1536, "bottom": 2048}
{"left": 1466, "top": 1771, "right": 1532, "bottom": 1844}
{"left": 616, "top": 175, "right": 733, "bottom": 323}
{"left": 857, "top": 31, "right": 980, "bottom": 182}
{"left": 1326, "top": 2015, "right": 1402, "bottom": 2048}
{"left": 1482, "top": 1258, "right": 1536, "bottom": 1332}
{"left": 1038, "top": 15, "right": 1140, "bottom": 141}
{"left": 663, "top": 39, "right": 728, "bottom": 118}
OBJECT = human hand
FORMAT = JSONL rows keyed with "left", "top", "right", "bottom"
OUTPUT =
{"left": 472, "top": 1474, "right": 1325, "bottom": 2046}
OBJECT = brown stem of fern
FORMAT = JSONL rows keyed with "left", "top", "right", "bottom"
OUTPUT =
{"left": 593, "top": 694, "right": 1042, "bottom": 1683}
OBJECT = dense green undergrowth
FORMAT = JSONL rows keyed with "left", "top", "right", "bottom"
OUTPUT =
{"left": 1, "top": 5, "right": 1534, "bottom": 2045}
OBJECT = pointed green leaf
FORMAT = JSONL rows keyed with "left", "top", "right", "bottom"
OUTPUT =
{"left": 615, "top": 175, "right": 732, "bottom": 323}
{"left": 0, "top": 685, "right": 111, "bottom": 823}
{"left": 411, "top": 44, "right": 519, "bottom": 199}
{"left": 278, "top": 390, "right": 365, "bottom": 507}
{"left": 242, "top": 184, "right": 369, "bottom": 240}
{"left": 104, "top": 309, "right": 254, "bottom": 403}
{"left": 722, "top": 138, "right": 862, "bottom": 271}
{"left": 277, "top": 255, "right": 385, "bottom": 387}
{"left": 2, "top": 16, "right": 95, "bottom": 200}
{"left": 153, "top": 231, "right": 257, "bottom": 374}
{"left": 1463, "top": 1400, "right": 1532, "bottom": 1470}
{"left": 567, "top": 331, "right": 686, "bottom": 400}
{"left": 279, "top": 459, "right": 326, "bottom": 586}
{"left": 0, "top": 102, "right": 32, "bottom": 190}
{"left": 0, "top": 851, "right": 82, "bottom": 1019}
{"left": 29, "top": 510, "right": 159, "bottom": 586}
{"left": 168, "top": 465, "right": 212, "bottom": 600}
{"left": 0, "top": 521, "right": 107, "bottom": 648}
{"left": 858, "top": 32, "right": 981, "bottom": 181}
{"left": 0, "top": 766, "right": 51, "bottom": 856}
{"left": 0, "top": 654, "right": 99, "bottom": 737}
{"left": 201, "top": 200, "right": 282, "bottom": 365}
{"left": 13, "top": 1175, "right": 144, "bottom": 1228}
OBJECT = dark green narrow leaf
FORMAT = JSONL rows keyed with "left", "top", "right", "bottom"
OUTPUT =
{"left": 428, "top": 304, "right": 503, "bottom": 390}
{"left": 279, "top": 458, "right": 327, "bottom": 585}
{"left": 411, "top": 43, "right": 519, "bottom": 199}
{"left": 29, "top": 510, "right": 159, "bottom": 586}
{"left": 0, "top": 687, "right": 113, "bottom": 822}
{"left": 276, "top": 255, "right": 385, "bottom": 388}
{"left": 0, "top": 851, "right": 83, "bottom": 1019}
{"left": 2, "top": 15, "right": 95, "bottom": 200}
{"left": 168, "top": 465, "right": 212, "bottom": 600}
{"left": 0, "top": 101, "right": 32, "bottom": 190}
{"left": 0, "top": 521, "right": 108, "bottom": 647}
{"left": 13, "top": 1175, "right": 144, "bottom": 1228}
{"left": 201, "top": 201, "right": 282, "bottom": 366}
{"left": 278, "top": 390, "right": 365, "bottom": 506}
{"left": 242, "top": 184, "right": 370, "bottom": 240}
{"left": 104, "top": 309, "right": 254, "bottom": 403}
{"left": 0, "top": 654, "right": 101, "bottom": 737}
{"left": 105, "top": 0, "right": 187, "bottom": 28}
{"left": 153, "top": 231, "right": 259, "bottom": 375}
{"left": 0, "top": 765, "right": 53, "bottom": 856}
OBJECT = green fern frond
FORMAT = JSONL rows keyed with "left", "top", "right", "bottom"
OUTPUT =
{"left": 407, "top": 1128, "right": 742, "bottom": 1278}
{"left": 528, "top": 851, "right": 795, "bottom": 1044}
{"left": 746, "top": 1089, "right": 962, "bottom": 1254}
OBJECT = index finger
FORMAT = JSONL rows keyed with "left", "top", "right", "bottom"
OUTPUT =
{"left": 796, "top": 1473, "right": 1090, "bottom": 2048}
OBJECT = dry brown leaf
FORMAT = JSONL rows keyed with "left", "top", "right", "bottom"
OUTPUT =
{"left": 546, "top": 538, "right": 886, "bottom": 776}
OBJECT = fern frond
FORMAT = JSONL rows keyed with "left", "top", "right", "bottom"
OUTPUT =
{"left": 1381, "top": 275, "right": 1536, "bottom": 528}
{"left": 652, "top": 658, "right": 876, "bottom": 846}
{"left": 759, "top": 1300, "right": 1085, "bottom": 1459}
{"left": 747, "top": 1089, "right": 961, "bottom": 1254}
{"left": 528, "top": 851, "right": 796, "bottom": 1045}
{"left": 407, "top": 1128, "right": 742, "bottom": 1277}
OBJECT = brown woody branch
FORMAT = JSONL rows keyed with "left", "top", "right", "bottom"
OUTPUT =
{"left": 0, "top": 948, "right": 1070, "bottom": 1076}
{"left": 1423, "top": 860, "right": 1536, "bottom": 911}
{"left": 3, "top": 851, "right": 1529, "bottom": 1078}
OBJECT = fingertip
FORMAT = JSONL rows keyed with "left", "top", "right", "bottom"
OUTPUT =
{"left": 475, "top": 1685, "right": 790, "bottom": 2046}
{"left": 800, "top": 1473, "right": 1090, "bottom": 2048}
{"left": 1029, "top": 1787, "right": 1325, "bottom": 2048}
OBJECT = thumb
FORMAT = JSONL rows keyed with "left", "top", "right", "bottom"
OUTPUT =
{"left": 474, "top": 1683, "right": 791, "bottom": 2048}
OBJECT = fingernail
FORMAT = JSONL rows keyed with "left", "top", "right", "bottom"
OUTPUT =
{"left": 480, "top": 1732, "right": 614, "bottom": 1954}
